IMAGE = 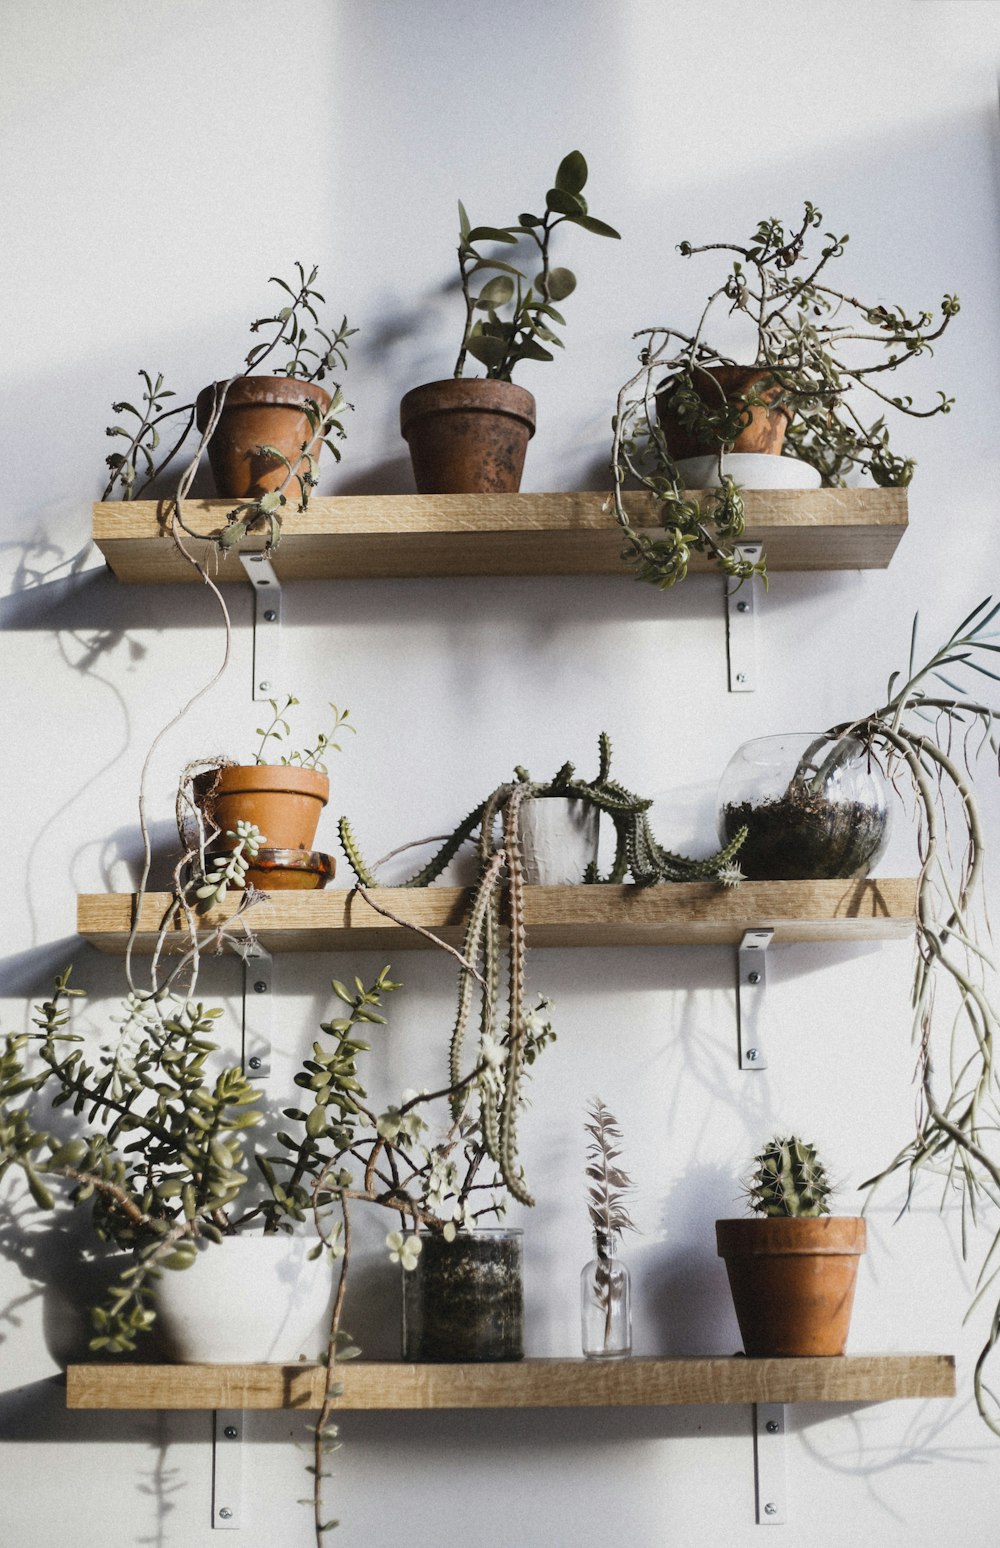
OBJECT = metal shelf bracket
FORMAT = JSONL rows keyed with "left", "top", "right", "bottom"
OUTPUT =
{"left": 726, "top": 551, "right": 762, "bottom": 693}
{"left": 239, "top": 552, "right": 282, "bottom": 703}
{"left": 753, "top": 1402, "right": 787, "bottom": 1524}
{"left": 212, "top": 1409, "right": 245, "bottom": 1529}
{"left": 239, "top": 944, "right": 273, "bottom": 1081}
{"left": 737, "top": 927, "right": 773, "bottom": 1071}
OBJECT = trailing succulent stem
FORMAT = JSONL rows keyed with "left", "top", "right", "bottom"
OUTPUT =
{"left": 340, "top": 734, "right": 744, "bottom": 1203}
{"left": 748, "top": 1135, "right": 832, "bottom": 1218}
{"left": 612, "top": 202, "right": 958, "bottom": 592}
{"left": 810, "top": 598, "right": 1000, "bottom": 1433}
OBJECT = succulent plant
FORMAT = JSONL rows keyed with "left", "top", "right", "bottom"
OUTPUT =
{"left": 453, "top": 150, "right": 620, "bottom": 381}
{"left": 747, "top": 1135, "right": 833, "bottom": 1219}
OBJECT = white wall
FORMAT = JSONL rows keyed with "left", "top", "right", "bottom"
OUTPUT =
{"left": 3, "top": 1, "right": 1000, "bottom": 1543}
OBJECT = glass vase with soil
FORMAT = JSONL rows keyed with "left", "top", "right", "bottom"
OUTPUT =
{"left": 717, "top": 732, "right": 890, "bottom": 881}
{"left": 400, "top": 1228, "right": 524, "bottom": 1362}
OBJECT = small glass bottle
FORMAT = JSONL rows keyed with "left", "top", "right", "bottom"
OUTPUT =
{"left": 580, "top": 1230, "right": 632, "bottom": 1359}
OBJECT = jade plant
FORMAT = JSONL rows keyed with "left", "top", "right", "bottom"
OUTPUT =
{"left": 102, "top": 262, "right": 355, "bottom": 554}
{"left": 453, "top": 150, "right": 620, "bottom": 381}
{"left": 747, "top": 1135, "right": 833, "bottom": 1218}
{"left": 340, "top": 733, "right": 745, "bottom": 1204}
{"left": 0, "top": 960, "right": 553, "bottom": 1540}
{"left": 611, "top": 202, "right": 959, "bottom": 589}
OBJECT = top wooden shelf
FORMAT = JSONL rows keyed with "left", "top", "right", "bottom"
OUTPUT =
{"left": 92, "top": 489, "right": 907, "bottom": 584}
{"left": 66, "top": 1354, "right": 954, "bottom": 1412}
{"left": 76, "top": 879, "right": 917, "bottom": 955}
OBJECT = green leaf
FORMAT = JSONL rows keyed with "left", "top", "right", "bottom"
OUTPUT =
{"left": 466, "top": 334, "right": 509, "bottom": 369}
{"left": 467, "top": 225, "right": 518, "bottom": 245}
{"left": 545, "top": 187, "right": 586, "bottom": 217}
{"left": 545, "top": 267, "right": 577, "bottom": 302}
{"left": 554, "top": 150, "right": 588, "bottom": 195}
{"left": 566, "top": 214, "right": 621, "bottom": 239}
{"left": 513, "top": 340, "right": 554, "bottom": 363}
{"left": 475, "top": 276, "right": 515, "bottom": 308}
{"left": 457, "top": 199, "right": 471, "bottom": 240}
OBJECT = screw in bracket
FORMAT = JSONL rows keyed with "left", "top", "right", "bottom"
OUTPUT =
{"left": 248, "top": 1057, "right": 262, "bottom": 1071}
{"left": 254, "top": 981, "right": 268, "bottom": 994}
{"left": 218, "top": 1507, "right": 233, "bottom": 1520}
{"left": 766, "top": 1420, "right": 780, "bottom": 1434}
{"left": 735, "top": 672, "right": 748, "bottom": 684}
{"left": 747, "top": 971, "right": 761, "bottom": 985}
{"left": 737, "top": 600, "right": 750, "bottom": 613}
{"left": 263, "top": 608, "right": 277, "bottom": 622}
{"left": 223, "top": 1425, "right": 238, "bottom": 1439}
{"left": 764, "top": 1503, "right": 778, "bottom": 1516}
{"left": 745, "top": 1048, "right": 759, "bottom": 1062}
{"left": 258, "top": 680, "right": 272, "bottom": 693}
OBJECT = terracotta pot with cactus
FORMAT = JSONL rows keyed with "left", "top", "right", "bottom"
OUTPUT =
{"left": 716, "top": 1135, "right": 866, "bottom": 1358}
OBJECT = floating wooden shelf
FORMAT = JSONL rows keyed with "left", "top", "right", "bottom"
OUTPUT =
{"left": 76, "top": 879, "right": 917, "bottom": 956}
{"left": 66, "top": 1354, "right": 954, "bottom": 1412}
{"left": 92, "top": 489, "right": 907, "bottom": 584}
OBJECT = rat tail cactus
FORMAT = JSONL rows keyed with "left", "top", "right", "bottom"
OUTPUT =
{"left": 748, "top": 1135, "right": 832, "bottom": 1218}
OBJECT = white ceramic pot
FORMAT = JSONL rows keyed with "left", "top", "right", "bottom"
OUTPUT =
{"left": 517, "top": 796, "right": 599, "bottom": 885}
{"left": 154, "top": 1235, "right": 334, "bottom": 1363}
{"left": 674, "top": 452, "right": 822, "bottom": 490}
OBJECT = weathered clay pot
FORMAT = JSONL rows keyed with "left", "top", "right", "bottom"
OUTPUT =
{"left": 399, "top": 378, "right": 536, "bottom": 493}
{"left": 194, "top": 765, "right": 329, "bottom": 852}
{"left": 195, "top": 375, "right": 332, "bottom": 501}
{"left": 716, "top": 1216, "right": 866, "bottom": 1357}
{"left": 656, "top": 365, "right": 792, "bottom": 462}
{"left": 243, "top": 848, "right": 335, "bottom": 891}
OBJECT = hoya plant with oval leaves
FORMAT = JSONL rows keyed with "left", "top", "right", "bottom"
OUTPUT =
{"left": 453, "top": 149, "right": 620, "bottom": 381}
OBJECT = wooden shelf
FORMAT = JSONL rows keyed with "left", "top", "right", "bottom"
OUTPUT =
{"left": 77, "top": 879, "right": 917, "bottom": 956}
{"left": 66, "top": 1354, "right": 954, "bottom": 1412}
{"left": 92, "top": 489, "right": 907, "bottom": 584}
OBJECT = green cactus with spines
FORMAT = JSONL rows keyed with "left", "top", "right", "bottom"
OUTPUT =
{"left": 749, "top": 1135, "right": 833, "bottom": 1218}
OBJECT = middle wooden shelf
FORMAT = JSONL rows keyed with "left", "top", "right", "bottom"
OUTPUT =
{"left": 77, "top": 877, "right": 917, "bottom": 955}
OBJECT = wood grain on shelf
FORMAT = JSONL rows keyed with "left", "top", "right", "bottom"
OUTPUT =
{"left": 76, "top": 879, "right": 917, "bottom": 955}
{"left": 66, "top": 1354, "right": 955, "bottom": 1411}
{"left": 92, "top": 489, "right": 908, "bottom": 584}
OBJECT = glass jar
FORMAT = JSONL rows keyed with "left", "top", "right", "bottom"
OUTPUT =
{"left": 580, "top": 1233, "right": 632, "bottom": 1359}
{"left": 717, "top": 732, "right": 891, "bottom": 880}
{"left": 401, "top": 1228, "right": 523, "bottom": 1362}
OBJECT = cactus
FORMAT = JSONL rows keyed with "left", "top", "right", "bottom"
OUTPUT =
{"left": 748, "top": 1135, "right": 833, "bottom": 1218}
{"left": 338, "top": 736, "right": 746, "bottom": 1208}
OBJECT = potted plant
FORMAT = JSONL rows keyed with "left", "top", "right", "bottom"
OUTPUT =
{"left": 180, "top": 695, "right": 353, "bottom": 903}
{"left": 102, "top": 262, "right": 355, "bottom": 556}
{"left": 716, "top": 1134, "right": 866, "bottom": 1357}
{"left": 400, "top": 150, "right": 620, "bottom": 493}
{"left": 611, "top": 202, "right": 959, "bottom": 589}
{"left": 339, "top": 734, "right": 746, "bottom": 1204}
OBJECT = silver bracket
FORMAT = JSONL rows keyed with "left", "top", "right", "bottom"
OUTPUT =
{"left": 725, "top": 550, "right": 762, "bottom": 693}
{"left": 239, "top": 945, "right": 273, "bottom": 1081}
{"left": 737, "top": 928, "right": 773, "bottom": 1071}
{"left": 212, "top": 1409, "right": 245, "bottom": 1529}
{"left": 753, "top": 1402, "right": 787, "bottom": 1524}
{"left": 239, "top": 551, "right": 282, "bottom": 703}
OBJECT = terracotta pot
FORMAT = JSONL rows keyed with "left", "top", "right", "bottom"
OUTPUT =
{"left": 656, "top": 365, "right": 792, "bottom": 463}
{"left": 399, "top": 378, "right": 536, "bottom": 493}
{"left": 195, "top": 375, "right": 332, "bottom": 501}
{"left": 195, "top": 765, "right": 329, "bottom": 853}
{"left": 716, "top": 1216, "right": 866, "bottom": 1357}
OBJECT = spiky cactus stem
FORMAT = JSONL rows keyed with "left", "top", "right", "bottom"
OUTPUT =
{"left": 749, "top": 1136, "right": 833, "bottom": 1218}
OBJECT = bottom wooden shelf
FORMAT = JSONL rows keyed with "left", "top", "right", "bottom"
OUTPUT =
{"left": 66, "top": 1355, "right": 955, "bottom": 1412}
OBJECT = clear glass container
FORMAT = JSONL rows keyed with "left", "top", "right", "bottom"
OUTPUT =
{"left": 401, "top": 1227, "right": 523, "bottom": 1362}
{"left": 580, "top": 1232, "right": 632, "bottom": 1359}
{"left": 717, "top": 732, "right": 891, "bottom": 880}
